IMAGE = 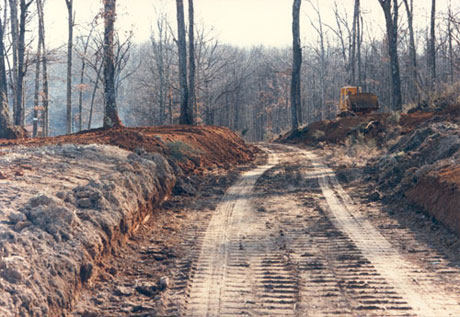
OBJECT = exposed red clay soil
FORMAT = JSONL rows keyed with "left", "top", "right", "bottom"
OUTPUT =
{"left": 439, "top": 165, "right": 460, "bottom": 185}
{"left": 0, "top": 125, "right": 257, "bottom": 174}
{"left": 0, "top": 125, "right": 256, "bottom": 316}
{"left": 406, "top": 165, "right": 460, "bottom": 235}
{"left": 280, "top": 103, "right": 460, "bottom": 238}
{"left": 399, "top": 112, "right": 435, "bottom": 133}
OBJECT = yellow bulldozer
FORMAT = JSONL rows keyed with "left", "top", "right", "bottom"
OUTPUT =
{"left": 338, "top": 86, "right": 379, "bottom": 116}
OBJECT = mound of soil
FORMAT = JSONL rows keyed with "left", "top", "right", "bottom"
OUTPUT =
{"left": 282, "top": 102, "right": 460, "bottom": 237}
{"left": 0, "top": 125, "right": 256, "bottom": 316}
{"left": 406, "top": 166, "right": 460, "bottom": 235}
{"left": 363, "top": 116, "right": 460, "bottom": 237}
{"left": 0, "top": 125, "right": 257, "bottom": 175}
{"left": 280, "top": 113, "right": 391, "bottom": 146}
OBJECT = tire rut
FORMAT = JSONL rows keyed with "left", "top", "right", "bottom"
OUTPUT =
{"left": 182, "top": 144, "right": 460, "bottom": 316}
{"left": 294, "top": 145, "right": 460, "bottom": 316}
{"left": 184, "top": 151, "right": 300, "bottom": 316}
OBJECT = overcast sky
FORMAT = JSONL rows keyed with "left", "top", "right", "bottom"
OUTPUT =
{"left": 43, "top": 0, "right": 458, "bottom": 48}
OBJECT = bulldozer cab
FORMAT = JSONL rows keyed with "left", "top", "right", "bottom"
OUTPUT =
{"left": 339, "top": 86, "right": 362, "bottom": 112}
{"left": 338, "top": 86, "right": 378, "bottom": 115}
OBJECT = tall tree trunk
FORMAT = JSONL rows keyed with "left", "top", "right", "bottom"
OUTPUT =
{"left": 37, "top": 0, "right": 49, "bottom": 137}
{"left": 357, "top": 7, "right": 363, "bottom": 86}
{"left": 153, "top": 20, "right": 167, "bottom": 124}
{"left": 0, "top": 14, "right": 13, "bottom": 139}
{"left": 88, "top": 60, "right": 103, "bottom": 130}
{"left": 0, "top": 13, "right": 7, "bottom": 104}
{"left": 168, "top": 87, "right": 173, "bottom": 124}
{"left": 188, "top": 0, "right": 195, "bottom": 124}
{"left": 290, "top": 0, "right": 301, "bottom": 130}
{"left": 316, "top": 5, "right": 326, "bottom": 118}
{"left": 78, "top": 60, "right": 85, "bottom": 132}
{"left": 176, "top": 0, "right": 190, "bottom": 125}
{"left": 9, "top": 0, "right": 18, "bottom": 121}
{"left": 403, "top": 0, "right": 418, "bottom": 100}
{"left": 77, "top": 30, "right": 93, "bottom": 132}
{"left": 447, "top": 0, "right": 454, "bottom": 84}
{"left": 65, "top": 0, "right": 73, "bottom": 133}
{"left": 428, "top": 0, "right": 436, "bottom": 89}
{"left": 103, "top": 0, "right": 122, "bottom": 128}
{"left": 350, "top": 0, "right": 360, "bottom": 85}
{"left": 32, "top": 26, "right": 41, "bottom": 137}
{"left": 14, "top": 0, "right": 31, "bottom": 126}
{"left": 378, "top": 0, "right": 402, "bottom": 111}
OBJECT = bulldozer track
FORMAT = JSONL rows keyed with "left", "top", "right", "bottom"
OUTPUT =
{"left": 174, "top": 144, "right": 460, "bottom": 316}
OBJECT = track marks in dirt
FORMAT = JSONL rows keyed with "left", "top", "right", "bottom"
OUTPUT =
{"left": 297, "top": 146, "right": 460, "bottom": 316}
{"left": 71, "top": 169, "right": 242, "bottom": 316}
{"left": 184, "top": 144, "right": 460, "bottom": 316}
{"left": 74, "top": 144, "right": 460, "bottom": 316}
{"left": 254, "top": 149, "right": 415, "bottom": 316}
{"left": 184, "top": 153, "right": 302, "bottom": 316}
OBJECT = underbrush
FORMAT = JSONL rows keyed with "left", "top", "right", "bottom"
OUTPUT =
{"left": 322, "top": 132, "right": 385, "bottom": 168}
{"left": 166, "top": 141, "right": 203, "bottom": 162}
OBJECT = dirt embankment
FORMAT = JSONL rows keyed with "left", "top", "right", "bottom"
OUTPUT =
{"left": 280, "top": 102, "right": 460, "bottom": 237}
{"left": 377, "top": 121, "right": 460, "bottom": 235}
{"left": 0, "top": 126, "right": 256, "bottom": 316}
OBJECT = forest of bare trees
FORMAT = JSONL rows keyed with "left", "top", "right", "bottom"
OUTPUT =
{"left": 0, "top": 0, "right": 459, "bottom": 141}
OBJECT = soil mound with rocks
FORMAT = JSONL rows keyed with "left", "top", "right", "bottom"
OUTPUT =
{"left": 0, "top": 125, "right": 256, "bottom": 175}
{"left": 369, "top": 121, "right": 460, "bottom": 235}
{"left": 0, "top": 126, "right": 256, "bottom": 316}
{"left": 281, "top": 101, "right": 460, "bottom": 237}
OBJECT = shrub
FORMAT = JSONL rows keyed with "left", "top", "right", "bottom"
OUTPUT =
{"left": 166, "top": 141, "right": 202, "bottom": 162}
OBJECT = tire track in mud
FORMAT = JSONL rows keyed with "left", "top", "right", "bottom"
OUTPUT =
{"left": 255, "top": 145, "right": 417, "bottom": 316}
{"left": 181, "top": 144, "right": 460, "bottom": 316}
{"left": 291, "top": 144, "right": 460, "bottom": 316}
{"left": 184, "top": 151, "right": 302, "bottom": 316}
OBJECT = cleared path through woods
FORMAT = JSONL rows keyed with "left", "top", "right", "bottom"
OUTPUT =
{"left": 184, "top": 144, "right": 460, "bottom": 316}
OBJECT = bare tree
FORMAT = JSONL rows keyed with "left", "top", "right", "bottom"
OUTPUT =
{"left": 37, "top": 0, "right": 49, "bottom": 136}
{"left": 176, "top": 0, "right": 192, "bottom": 124}
{"left": 350, "top": 0, "right": 361, "bottom": 85}
{"left": 290, "top": 0, "right": 301, "bottom": 130}
{"left": 188, "top": 0, "right": 196, "bottom": 123}
{"left": 32, "top": 1, "right": 42, "bottom": 137}
{"left": 8, "top": 0, "right": 18, "bottom": 121}
{"left": 0, "top": 11, "right": 13, "bottom": 138}
{"left": 447, "top": 0, "right": 454, "bottom": 83}
{"left": 308, "top": 0, "right": 326, "bottom": 118}
{"left": 377, "top": 0, "right": 402, "bottom": 110}
{"left": 11, "top": 0, "right": 33, "bottom": 126}
{"left": 75, "top": 18, "right": 98, "bottom": 131}
{"left": 151, "top": 13, "right": 173, "bottom": 124}
{"left": 403, "top": 0, "right": 418, "bottom": 100}
{"left": 428, "top": 0, "right": 436, "bottom": 89}
{"left": 87, "top": 49, "right": 103, "bottom": 130}
{"left": 65, "top": 0, "right": 73, "bottom": 133}
{"left": 102, "top": 0, "right": 122, "bottom": 128}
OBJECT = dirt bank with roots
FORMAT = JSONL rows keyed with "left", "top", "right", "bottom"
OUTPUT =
{"left": 0, "top": 126, "right": 256, "bottom": 316}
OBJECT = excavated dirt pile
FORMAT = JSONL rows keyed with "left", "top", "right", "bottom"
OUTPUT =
{"left": 281, "top": 113, "right": 392, "bottom": 146}
{"left": 369, "top": 119, "right": 460, "bottom": 235}
{"left": 281, "top": 101, "right": 460, "bottom": 237}
{"left": 0, "top": 126, "right": 256, "bottom": 316}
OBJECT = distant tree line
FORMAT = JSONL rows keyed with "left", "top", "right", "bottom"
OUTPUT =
{"left": 0, "top": 0, "right": 121, "bottom": 138}
{"left": 0, "top": 0, "right": 459, "bottom": 141}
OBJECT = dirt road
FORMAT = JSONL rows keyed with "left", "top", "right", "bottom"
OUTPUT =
{"left": 73, "top": 143, "right": 460, "bottom": 316}
{"left": 182, "top": 144, "right": 460, "bottom": 316}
